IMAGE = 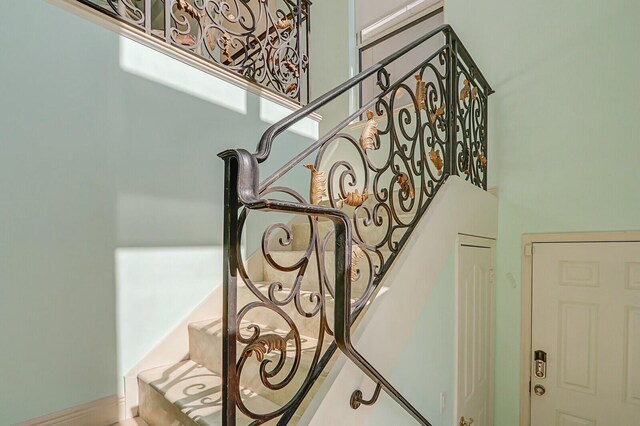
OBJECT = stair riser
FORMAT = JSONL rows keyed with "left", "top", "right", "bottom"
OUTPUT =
{"left": 242, "top": 285, "right": 339, "bottom": 336}
{"left": 139, "top": 379, "right": 198, "bottom": 426}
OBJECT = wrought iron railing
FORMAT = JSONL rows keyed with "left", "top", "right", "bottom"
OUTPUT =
{"left": 77, "top": 0, "right": 310, "bottom": 103}
{"left": 220, "top": 25, "right": 492, "bottom": 424}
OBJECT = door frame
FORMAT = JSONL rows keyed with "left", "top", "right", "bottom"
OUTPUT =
{"left": 519, "top": 231, "right": 640, "bottom": 426}
{"left": 456, "top": 234, "right": 497, "bottom": 426}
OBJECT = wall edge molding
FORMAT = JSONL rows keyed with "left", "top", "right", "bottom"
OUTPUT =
{"left": 16, "top": 395, "right": 125, "bottom": 426}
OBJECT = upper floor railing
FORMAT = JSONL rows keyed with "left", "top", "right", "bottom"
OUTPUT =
{"left": 220, "top": 24, "right": 492, "bottom": 425}
{"left": 78, "top": 0, "right": 310, "bottom": 103}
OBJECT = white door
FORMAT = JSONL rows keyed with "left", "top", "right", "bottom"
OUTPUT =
{"left": 457, "top": 237, "right": 495, "bottom": 426}
{"left": 531, "top": 242, "right": 640, "bottom": 426}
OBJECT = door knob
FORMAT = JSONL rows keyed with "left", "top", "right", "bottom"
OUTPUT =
{"left": 534, "top": 384, "right": 546, "bottom": 396}
{"left": 459, "top": 417, "right": 474, "bottom": 426}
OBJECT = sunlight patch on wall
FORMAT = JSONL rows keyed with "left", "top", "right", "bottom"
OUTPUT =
{"left": 259, "top": 97, "right": 319, "bottom": 140}
{"left": 119, "top": 36, "right": 247, "bottom": 114}
{"left": 115, "top": 246, "right": 223, "bottom": 394}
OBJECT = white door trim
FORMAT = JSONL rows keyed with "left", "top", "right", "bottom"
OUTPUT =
{"left": 520, "top": 231, "right": 640, "bottom": 426}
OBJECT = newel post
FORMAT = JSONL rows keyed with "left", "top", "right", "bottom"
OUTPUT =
{"left": 221, "top": 155, "right": 239, "bottom": 425}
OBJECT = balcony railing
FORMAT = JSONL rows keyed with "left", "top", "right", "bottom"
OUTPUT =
{"left": 78, "top": 0, "right": 311, "bottom": 103}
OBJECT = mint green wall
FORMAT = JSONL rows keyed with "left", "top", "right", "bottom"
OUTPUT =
{"left": 310, "top": 0, "right": 355, "bottom": 134}
{"left": 445, "top": 1, "right": 640, "bottom": 425}
{"left": 369, "top": 250, "right": 456, "bottom": 426}
{"left": 0, "top": 1, "right": 326, "bottom": 422}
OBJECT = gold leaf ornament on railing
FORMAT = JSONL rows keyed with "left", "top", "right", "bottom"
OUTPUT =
{"left": 276, "top": 18, "right": 294, "bottom": 31}
{"left": 415, "top": 75, "right": 427, "bottom": 111}
{"left": 337, "top": 188, "right": 369, "bottom": 208}
{"left": 475, "top": 151, "right": 487, "bottom": 167}
{"left": 460, "top": 79, "right": 479, "bottom": 102}
{"left": 429, "top": 149, "right": 444, "bottom": 176}
{"left": 220, "top": 33, "right": 233, "bottom": 61}
{"left": 305, "top": 164, "right": 328, "bottom": 205}
{"left": 284, "top": 59, "right": 300, "bottom": 77}
{"left": 245, "top": 330, "right": 295, "bottom": 362}
{"left": 396, "top": 173, "right": 415, "bottom": 200}
{"left": 429, "top": 102, "right": 445, "bottom": 124}
{"left": 359, "top": 111, "right": 378, "bottom": 151}
{"left": 286, "top": 82, "right": 298, "bottom": 94}
{"left": 460, "top": 79, "right": 471, "bottom": 101}
{"left": 175, "top": 0, "right": 201, "bottom": 21}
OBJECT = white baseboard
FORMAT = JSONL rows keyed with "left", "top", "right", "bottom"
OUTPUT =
{"left": 16, "top": 395, "right": 125, "bottom": 426}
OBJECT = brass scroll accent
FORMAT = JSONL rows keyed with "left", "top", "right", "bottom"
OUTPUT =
{"left": 305, "top": 164, "right": 328, "bottom": 205}
{"left": 286, "top": 82, "right": 298, "bottom": 94}
{"left": 276, "top": 18, "right": 294, "bottom": 31}
{"left": 460, "top": 79, "right": 471, "bottom": 101}
{"left": 337, "top": 188, "right": 369, "bottom": 208}
{"left": 460, "top": 79, "right": 479, "bottom": 102}
{"left": 396, "top": 173, "right": 415, "bottom": 200}
{"left": 475, "top": 151, "right": 487, "bottom": 167}
{"left": 175, "top": 34, "right": 196, "bottom": 46}
{"left": 430, "top": 102, "right": 445, "bottom": 124}
{"left": 220, "top": 33, "right": 233, "bottom": 62}
{"left": 359, "top": 111, "right": 378, "bottom": 151}
{"left": 283, "top": 59, "right": 300, "bottom": 77}
{"left": 459, "top": 416, "right": 474, "bottom": 426}
{"left": 351, "top": 245, "right": 366, "bottom": 282}
{"left": 246, "top": 330, "right": 295, "bottom": 362}
{"left": 429, "top": 149, "right": 444, "bottom": 176}
{"left": 415, "top": 75, "right": 427, "bottom": 111}
{"left": 176, "top": 0, "right": 201, "bottom": 21}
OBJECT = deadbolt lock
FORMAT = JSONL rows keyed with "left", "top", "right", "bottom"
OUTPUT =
{"left": 459, "top": 417, "right": 474, "bottom": 426}
{"left": 534, "top": 350, "right": 547, "bottom": 379}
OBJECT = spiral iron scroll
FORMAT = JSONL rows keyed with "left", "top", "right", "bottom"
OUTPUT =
{"left": 84, "top": 0, "right": 309, "bottom": 102}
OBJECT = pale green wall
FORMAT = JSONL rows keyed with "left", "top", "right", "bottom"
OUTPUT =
{"left": 369, "top": 250, "right": 456, "bottom": 426}
{"left": 0, "top": 0, "right": 336, "bottom": 422}
{"left": 445, "top": 1, "right": 640, "bottom": 425}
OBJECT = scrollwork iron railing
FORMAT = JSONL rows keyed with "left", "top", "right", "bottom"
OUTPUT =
{"left": 220, "top": 25, "right": 492, "bottom": 425}
{"left": 77, "top": 0, "right": 310, "bottom": 103}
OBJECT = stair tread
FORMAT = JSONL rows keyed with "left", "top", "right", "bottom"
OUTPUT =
{"left": 139, "top": 360, "right": 279, "bottom": 426}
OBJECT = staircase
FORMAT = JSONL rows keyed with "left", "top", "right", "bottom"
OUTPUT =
{"left": 135, "top": 210, "right": 394, "bottom": 425}
{"left": 132, "top": 24, "right": 492, "bottom": 426}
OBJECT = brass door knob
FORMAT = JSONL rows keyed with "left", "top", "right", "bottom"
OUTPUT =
{"left": 534, "top": 384, "right": 546, "bottom": 396}
{"left": 459, "top": 417, "right": 474, "bottom": 426}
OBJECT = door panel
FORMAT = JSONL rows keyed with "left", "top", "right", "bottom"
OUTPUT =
{"left": 531, "top": 242, "right": 640, "bottom": 426}
{"left": 457, "top": 240, "right": 494, "bottom": 426}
